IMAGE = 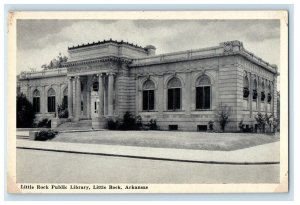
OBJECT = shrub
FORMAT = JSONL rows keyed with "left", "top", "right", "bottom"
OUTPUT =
{"left": 17, "top": 93, "right": 35, "bottom": 128}
{"left": 265, "top": 114, "right": 278, "bottom": 134}
{"left": 216, "top": 103, "right": 231, "bottom": 132}
{"left": 272, "top": 117, "right": 279, "bottom": 133}
{"left": 238, "top": 120, "right": 244, "bottom": 132}
{"left": 136, "top": 115, "right": 143, "bottom": 129}
{"left": 208, "top": 120, "right": 214, "bottom": 131}
{"left": 58, "top": 101, "right": 68, "bottom": 118}
{"left": 148, "top": 119, "right": 158, "bottom": 130}
{"left": 107, "top": 112, "right": 143, "bottom": 130}
{"left": 121, "top": 112, "right": 137, "bottom": 130}
{"left": 36, "top": 118, "right": 51, "bottom": 128}
{"left": 254, "top": 113, "right": 278, "bottom": 134}
{"left": 238, "top": 120, "right": 254, "bottom": 133}
{"left": 119, "top": 112, "right": 142, "bottom": 130}
{"left": 255, "top": 113, "right": 266, "bottom": 133}
{"left": 35, "top": 129, "right": 58, "bottom": 141}
{"left": 107, "top": 118, "right": 120, "bottom": 130}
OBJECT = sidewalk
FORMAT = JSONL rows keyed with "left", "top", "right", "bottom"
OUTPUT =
{"left": 16, "top": 138, "right": 280, "bottom": 165}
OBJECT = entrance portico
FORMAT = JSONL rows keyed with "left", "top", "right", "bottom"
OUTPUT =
{"left": 67, "top": 72, "right": 116, "bottom": 128}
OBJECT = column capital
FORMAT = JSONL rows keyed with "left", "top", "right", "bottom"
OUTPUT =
{"left": 96, "top": 73, "right": 104, "bottom": 77}
{"left": 67, "top": 76, "right": 73, "bottom": 80}
{"left": 108, "top": 72, "right": 116, "bottom": 76}
{"left": 75, "top": 76, "right": 81, "bottom": 80}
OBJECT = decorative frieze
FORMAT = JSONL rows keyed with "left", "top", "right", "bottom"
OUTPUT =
{"left": 238, "top": 59, "right": 274, "bottom": 81}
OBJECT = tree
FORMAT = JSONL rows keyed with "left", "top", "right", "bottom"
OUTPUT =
{"left": 216, "top": 103, "right": 231, "bottom": 132}
{"left": 255, "top": 113, "right": 266, "bottom": 133}
{"left": 29, "top": 67, "right": 36, "bottom": 72}
{"left": 42, "top": 53, "right": 68, "bottom": 70}
{"left": 17, "top": 93, "right": 35, "bottom": 128}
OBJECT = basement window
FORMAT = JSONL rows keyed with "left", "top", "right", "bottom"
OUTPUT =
{"left": 197, "top": 125, "right": 207, "bottom": 132}
{"left": 169, "top": 125, "right": 178, "bottom": 131}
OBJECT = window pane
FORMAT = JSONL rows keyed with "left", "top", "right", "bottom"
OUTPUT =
{"left": 33, "top": 97, "right": 40, "bottom": 113}
{"left": 52, "top": 97, "right": 56, "bottom": 112}
{"left": 63, "top": 96, "right": 68, "bottom": 108}
{"left": 149, "top": 90, "right": 154, "bottom": 110}
{"left": 143, "top": 90, "right": 149, "bottom": 111}
{"left": 174, "top": 88, "right": 181, "bottom": 109}
{"left": 33, "top": 98, "right": 36, "bottom": 112}
{"left": 199, "top": 87, "right": 204, "bottom": 109}
{"left": 196, "top": 87, "right": 201, "bottom": 109}
{"left": 48, "top": 96, "right": 55, "bottom": 112}
{"left": 53, "top": 97, "right": 56, "bottom": 112}
{"left": 37, "top": 98, "right": 40, "bottom": 113}
{"left": 168, "top": 89, "right": 174, "bottom": 110}
{"left": 204, "top": 86, "right": 211, "bottom": 109}
{"left": 48, "top": 97, "right": 51, "bottom": 112}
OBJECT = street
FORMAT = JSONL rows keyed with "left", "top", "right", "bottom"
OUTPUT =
{"left": 16, "top": 149, "right": 279, "bottom": 184}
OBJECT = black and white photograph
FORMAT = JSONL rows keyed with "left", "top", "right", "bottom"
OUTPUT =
{"left": 7, "top": 11, "right": 288, "bottom": 193}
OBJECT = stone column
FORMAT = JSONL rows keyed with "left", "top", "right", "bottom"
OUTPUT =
{"left": 273, "top": 77, "right": 278, "bottom": 118}
{"left": 75, "top": 76, "right": 81, "bottom": 121}
{"left": 257, "top": 77, "right": 261, "bottom": 112}
{"left": 264, "top": 79, "right": 268, "bottom": 113}
{"left": 98, "top": 73, "right": 104, "bottom": 117}
{"left": 249, "top": 73, "right": 252, "bottom": 118}
{"left": 55, "top": 85, "right": 60, "bottom": 118}
{"left": 87, "top": 87, "right": 91, "bottom": 119}
{"left": 184, "top": 72, "right": 191, "bottom": 115}
{"left": 67, "top": 77, "right": 73, "bottom": 118}
{"left": 41, "top": 85, "right": 46, "bottom": 115}
{"left": 108, "top": 72, "right": 115, "bottom": 116}
{"left": 157, "top": 75, "right": 164, "bottom": 117}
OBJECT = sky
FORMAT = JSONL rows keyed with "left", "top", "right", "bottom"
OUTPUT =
{"left": 16, "top": 19, "right": 280, "bottom": 74}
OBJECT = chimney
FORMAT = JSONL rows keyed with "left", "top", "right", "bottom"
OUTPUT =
{"left": 145, "top": 45, "right": 156, "bottom": 56}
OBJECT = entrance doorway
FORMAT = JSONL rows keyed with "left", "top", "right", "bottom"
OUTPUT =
{"left": 91, "top": 91, "right": 99, "bottom": 118}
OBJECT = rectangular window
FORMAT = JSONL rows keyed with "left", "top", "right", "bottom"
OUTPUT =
{"left": 196, "top": 86, "right": 211, "bottom": 109}
{"left": 33, "top": 97, "right": 40, "bottom": 113}
{"left": 143, "top": 90, "right": 155, "bottom": 111}
{"left": 48, "top": 96, "right": 55, "bottom": 112}
{"left": 168, "top": 88, "right": 181, "bottom": 110}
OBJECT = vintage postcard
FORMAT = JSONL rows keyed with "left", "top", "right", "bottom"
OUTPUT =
{"left": 7, "top": 11, "right": 288, "bottom": 193}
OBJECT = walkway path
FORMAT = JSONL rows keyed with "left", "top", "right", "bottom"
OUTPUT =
{"left": 16, "top": 138, "right": 279, "bottom": 165}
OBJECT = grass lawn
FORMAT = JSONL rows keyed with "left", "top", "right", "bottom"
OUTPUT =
{"left": 52, "top": 131, "right": 280, "bottom": 151}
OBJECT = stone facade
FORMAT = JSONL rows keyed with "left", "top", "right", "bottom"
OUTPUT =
{"left": 17, "top": 39, "right": 278, "bottom": 131}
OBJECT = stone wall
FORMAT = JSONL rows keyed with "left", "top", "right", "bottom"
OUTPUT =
{"left": 236, "top": 56, "right": 277, "bottom": 129}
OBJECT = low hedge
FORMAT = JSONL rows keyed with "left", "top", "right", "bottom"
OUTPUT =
{"left": 34, "top": 129, "right": 58, "bottom": 141}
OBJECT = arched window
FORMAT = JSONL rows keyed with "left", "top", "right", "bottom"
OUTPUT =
{"left": 243, "top": 76, "right": 249, "bottom": 99}
{"left": 32, "top": 89, "right": 40, "bottom": 113}
{"left": 63, "top": 87, "right": 68, "bottom": 107}
{"left": 167, "top": 77, "right": 182, "bottom": 110}
{"left": 196, "top": 76, "right": 211, "bottom": 109}
{"left": 253, "top": 79, "right": 258, "bottom": 100}
{"left": 47, "top": 88, "right": 56, "bottom": 113}
{"left": 142, "top": 80, "right": 155, "bottom": 111}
